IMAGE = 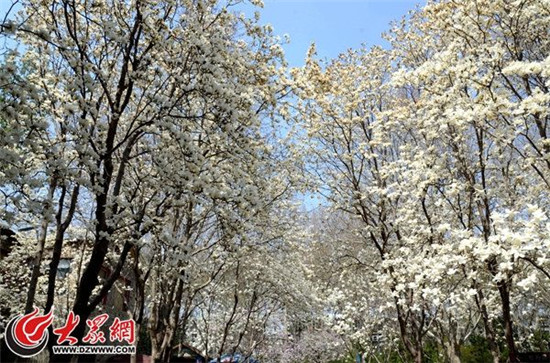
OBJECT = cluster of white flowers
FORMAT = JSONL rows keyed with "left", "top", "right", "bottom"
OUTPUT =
{"left": 0, "top": 0, "right": 307, "bottom": 360}
{"left": 292, "top": 0, "right": 550, "bottom": 361}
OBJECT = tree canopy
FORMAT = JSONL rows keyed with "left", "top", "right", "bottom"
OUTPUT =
{"left": 1, "top": 1, "right": 549, "bottom": 362}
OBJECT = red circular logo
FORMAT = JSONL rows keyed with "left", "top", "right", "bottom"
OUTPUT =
{"left": 5, "top": 308, "right": 54, "bottom": 358}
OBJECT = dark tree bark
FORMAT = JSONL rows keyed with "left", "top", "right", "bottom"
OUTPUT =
{"left": 25, "top": 176, "right": 58, "bottom": 313}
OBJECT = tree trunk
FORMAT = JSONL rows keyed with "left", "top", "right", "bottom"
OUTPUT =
{"left": 148, "top": 264, "right": 162, "bottom": 363}
{"left": 46, "top": 184, "right": 80, "bottom": 362}
{"left": 444, "top": 340, "right": 461, "bottom": 363}
{"left": 405, "top": 345, "right": 422, "bottom": 363}
{"left": 130, "top": 322, "right": 140, "bottom": 363}
{"left": 159, "top": 279, "right": 184, "bottom": 362}
{"left": 45, "top": 184, "right": 79, "bottom": 313}
{"left": 498, "top": 282, "right": 518, "bottom": 362}
{"left": 394, "top": 296, "right": 423, "bottom": 363}
{"left": 25, "top": 177, "right": 57, "bottom": 313}
{"left": 476, "top": 289, "right": 501, "bottom": 363}
{"left": 130, "top": 247, "right": 148, "bottom": 363}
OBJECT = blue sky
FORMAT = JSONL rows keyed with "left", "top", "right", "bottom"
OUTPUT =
{"left": 251, "top": 0, "right": 423, "bottom": 66}
{"left": 1, "top": 1, "right": 422, "bottom": 65}
{"left": 245, "top": 0, "right": 423, "bottom": 209}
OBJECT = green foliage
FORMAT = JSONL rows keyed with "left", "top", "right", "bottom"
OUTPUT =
{"left": 460, "top": 335, "right": 494, "bottom": 363}
{"left": 423, "top": 340, "right": 444, "bottom": 363}
{"left": 527, "top": 328, "right": 550, "bottom": 352}
{"left": 327, "top": 358, "right": 355, "bottom": 363}
{"left": 137, "top": 324, "right": 151, "bottom": 355}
